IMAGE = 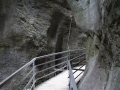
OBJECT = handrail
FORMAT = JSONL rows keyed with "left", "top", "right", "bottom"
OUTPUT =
{"left": 35, "top": 55, "right": 68, "bottom": 67}
{"left": 67, "top": 60, "right": 78, "bottom": 90}
{"left": 0, "top": 58, "right": 36, "bottom": 87}
{"left": 31, "top": 64, "right": 68, "bottom": 89}
{"left": 70, "top": 53, "right": 85, "bottom": 62}
{"left": 0, "top": 48, "right": 86, "bottom": 90}
{"left": 35, "top": 61, "right": 67, "bottom": 75}
{"left": 36, "top": 48, "right": 86, "bottom": 60}
{"left": 12, "top": 67, "right": 35, "bottom": 89}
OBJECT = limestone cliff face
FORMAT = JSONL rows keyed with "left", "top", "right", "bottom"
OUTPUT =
{"left": 67, "top": 0, "right": 120, "bottom": 90}
{"left": 67, "top": 0, "right": 104, "bottom": 32}
{"left": 0, "top": 0, "right": 86, "bottom": 86}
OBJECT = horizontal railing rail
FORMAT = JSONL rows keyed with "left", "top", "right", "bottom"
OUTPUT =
{"left": 0, "top": 58, "right": 36, "bottom": 87}
{"left": 0, "top": 48, "right": 86, "bottom": 90}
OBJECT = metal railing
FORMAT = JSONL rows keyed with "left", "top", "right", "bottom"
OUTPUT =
{"left": 0, "top": 49, "right": 86, "bottom": 90}
{"left": 67, "top": 60, "right": 78, "bottom": 90}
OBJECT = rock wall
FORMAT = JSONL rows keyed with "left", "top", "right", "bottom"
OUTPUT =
{"left": 0, "top": 0, "right": 86, "bottom": 88}
{"left": 67, "top": 0, "right": 120, "bottom": 90}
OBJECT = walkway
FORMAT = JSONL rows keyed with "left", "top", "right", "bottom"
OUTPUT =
{"left": 0, "top": 49, "right": 86, "bottom": 90}
{"left": 35, "top": 66, "right": 86, "bottom": 90}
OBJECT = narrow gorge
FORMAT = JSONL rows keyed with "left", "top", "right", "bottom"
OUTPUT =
{"left": 0, "top": 0, "right": 120, "bottom": 90}
{"left": 0, "top": 0, "right": 86, "bottom": 89}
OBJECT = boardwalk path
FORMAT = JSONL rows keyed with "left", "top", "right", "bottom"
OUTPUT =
{"left": 35, "top": 66, "right": 85, "bottom": 90}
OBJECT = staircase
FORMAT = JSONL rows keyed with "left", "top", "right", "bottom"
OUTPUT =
{"left": 0, "top": 49, "right": 86, "bottom": 90}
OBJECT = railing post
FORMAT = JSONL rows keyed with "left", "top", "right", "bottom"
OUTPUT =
{"left": 67, "top": 54, "right": 70, "bottom": 89}
{"left": 67, "top": 60, "right": 78, "bottom": 90}
{"left": 33, "top": 61, "right": 35, "bottom": 89}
